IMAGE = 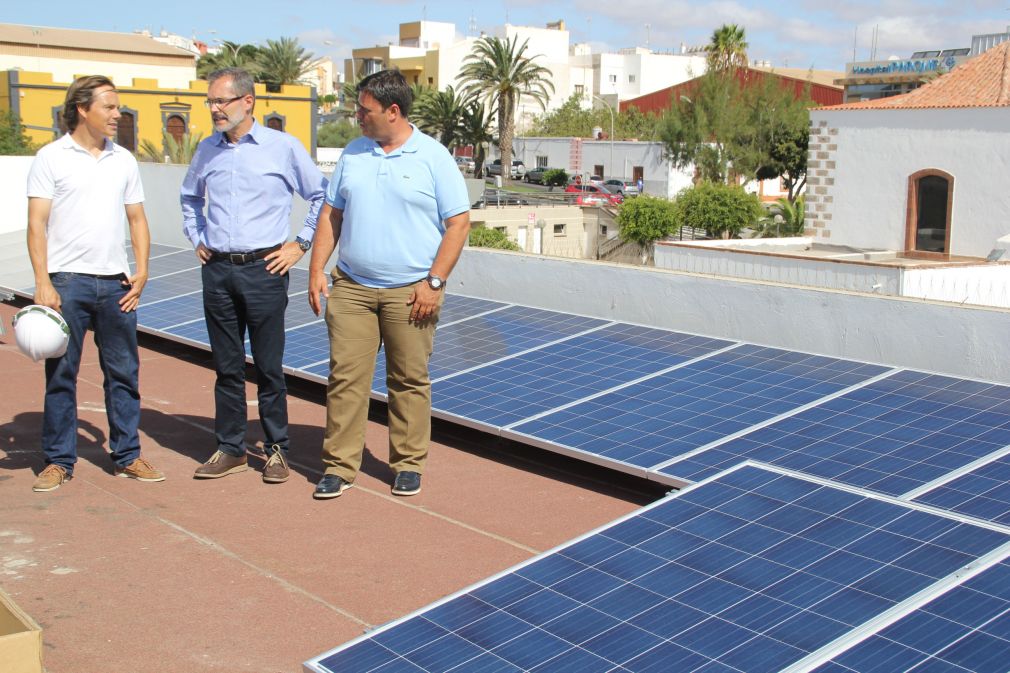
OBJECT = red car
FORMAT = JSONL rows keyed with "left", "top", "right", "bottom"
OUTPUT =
{"left": 564, "top": 183, "right": 623, "bottom": 206}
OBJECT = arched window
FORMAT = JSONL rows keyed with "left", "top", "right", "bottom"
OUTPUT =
{"left": 117, "top": 110, "right": 136, "bottom": 152}
{"left": 905, "top": 169, "right": 954, "bottom": 257}
{"left": 263, "top": 112, "right": 286, "bottom": 132}
{"left": 165, "top": 114, "right": 186, "bottom": 143}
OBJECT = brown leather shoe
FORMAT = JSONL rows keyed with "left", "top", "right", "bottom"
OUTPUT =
{"left": 33, "top": 464, "right": 69, "bottom": 492}
{"left": 194, "top": 450, "right": 248, "bottom": 479}
{"left": 115, "top": 456, "right": 165, "bottom": 482}
{"left": 262, "top": 448, "right": 289, "bottom": 484}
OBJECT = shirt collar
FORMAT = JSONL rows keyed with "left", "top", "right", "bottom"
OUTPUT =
{"left": 214, "top": 119, "right": 262, "bottom": 147}
{"left": 60, "top": 133, "right": 117, "bottom": 156}
{"left": 369, "top": 123, "right": 422, "bottom": 157}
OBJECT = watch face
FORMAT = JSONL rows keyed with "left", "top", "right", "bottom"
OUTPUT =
{"left": 428, "top": 275, "right": 443, "bottom": 289}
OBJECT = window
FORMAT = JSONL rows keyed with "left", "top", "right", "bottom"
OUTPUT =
{"left": 553, "top": 224, "right": 566, "bottom": 235}
{"left": 608, "top": 74, "right": 617, "bottom": 83}
{"left": 628, "top": 74, "right": 636, "bottom": 83}
{"left": 116, "top": 110, "right": 136, "bottom": 152}
{"left": 600, "top": 224, "right": 608, "bottom": 236}
{"left": 574, "top": 84, "right": 584, "bottom": 95}
{"left": 494, "top": 226, "right": 507, "bottom": 234}
{"left": 594, "top": 165, "right": 604, "bottom": 178}
{"left": 536, "top": 156, "right": 548, "bottom": 168}
{"left": 165, "top": 114, "right": 185, "bottom": 143}
{"left": 905, "top": 169, "right": 953, "bottom": 257}
{"left": 266, "top": 117, "right": 283, "bottom": 131}
{"left": 427, "top": 77, "right": 433, "bottom": 85}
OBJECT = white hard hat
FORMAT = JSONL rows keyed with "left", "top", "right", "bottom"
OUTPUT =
{"left": 13, "top": 305, "right": 69, "bottom": 362}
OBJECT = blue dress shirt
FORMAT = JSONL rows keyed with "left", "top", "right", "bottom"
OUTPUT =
{"left": 181, "top": 121, "right": 326, "bottom": 252}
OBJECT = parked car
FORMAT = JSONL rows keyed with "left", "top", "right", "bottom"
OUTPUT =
{"left": 455, "top": 156, "right": 475, "bottom": 173}
{"left": 486, "top": 159, "right": 527, "bottom": 178}
{"left": 525, "top": 166, "right": 566, "bottom": 185}
{"left": 471, "top": 189, "right": 531, "bottom": 209}
{"left": 564, "top": 183, "right": 623, "bottom": 206}
{"left": 602, "top": 179, "right": 640, "bottom": 196}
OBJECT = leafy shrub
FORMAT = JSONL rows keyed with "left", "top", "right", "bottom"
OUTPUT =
{"left": 617, "top": 195, "right": 679, "bottom": 246}
{"left": 543, "top": 169, "right": 569, "bottom": 187}
{"left": 673, "top": 181, "right": 763, "bottom": 239}
{"left": 469, "top": 226, "right": 521, "bottom": 251}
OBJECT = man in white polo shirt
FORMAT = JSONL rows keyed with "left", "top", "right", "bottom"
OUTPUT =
{"left": 26, "top": 75, "right": 163, "bottom": 492}
{"left": 308, "top": 69, "right": 471, "bottom": 499}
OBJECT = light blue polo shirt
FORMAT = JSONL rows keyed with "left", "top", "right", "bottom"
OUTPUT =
{"left": 326, "top": 124, "right": 470, "bottom": 288}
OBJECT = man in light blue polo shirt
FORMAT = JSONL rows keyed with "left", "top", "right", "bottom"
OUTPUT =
{"left": 308, "top": 69, "right": 470, "bottom": 499}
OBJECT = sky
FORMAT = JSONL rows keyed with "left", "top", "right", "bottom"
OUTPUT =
{"left": 4, "top": 0, "right": 1007, "bottom": 72}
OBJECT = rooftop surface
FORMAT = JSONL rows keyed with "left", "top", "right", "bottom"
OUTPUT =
{"left": 0, "top": 299, "right": 663, "bottom": 673}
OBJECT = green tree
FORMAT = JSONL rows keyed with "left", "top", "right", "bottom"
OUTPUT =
{"left": 458, "top": 35, "right": 554, "bottom": 183}
{"left": 543, "top": 169, "right": 568, "bottom": 189}
{"left": 707, "top": 24, "right": 749, "bottom": 72}
{"left": 139, "top": 131, "right": 203, "bottom": 164}
{"left": 657, "top": 69, "right": 745, "bottom": 183}
{"left": 258, "top": 37, "right": 314, "bottom": 91}
{"left": 413, "top": 85, "right": 470, "bottom": 148}
{"left": 317, "top": 119, "right": 361, "bottom": 148}
{"left": 617, "top": 195, "right": 680, "bottom": 263}
{"left": 754, "top": 197, "right": 806, "bottom": 237}
{"left": 530, "top": 94, "right": 660, "bottom": 140}
{"left": 457, "top": 99, "right": 495, "bottom": 178}
{"left": 673, "top": 181, "right": 763, "bottom": 239}
{"left": 469, "top": 226, "right": 521, "bottom": 251}
{"left": 197, "top": 42, "right": 262, "bottom": 79}
{"left": 0, "top": 110, "right": 37, "bottom": 155}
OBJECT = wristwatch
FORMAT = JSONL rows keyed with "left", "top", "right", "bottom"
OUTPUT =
{"left": 425, "top": 274, "right": 444, "bottom": 290}
{"left": 295, "top": 236, "right": 312, "bottom": 252}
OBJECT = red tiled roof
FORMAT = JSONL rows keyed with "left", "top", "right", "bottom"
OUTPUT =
{"left": 825, "top": 41, "right": 1010, "bottom": 110}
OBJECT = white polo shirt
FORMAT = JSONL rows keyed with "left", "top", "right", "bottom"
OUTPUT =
{"left": 27, "top": 134, "right": 145, "bottom": 276}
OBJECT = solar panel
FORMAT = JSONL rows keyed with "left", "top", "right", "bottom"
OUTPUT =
{"left": 371, "top": 306, "right": 611, "bottom": 396}
{"left": 653, "top": 370, "right": 1010, "bottom": 494}
{"left": 508, "top": 345, "right": 891, "bottom": 473}
{"left": 813, "top": 559, "right": 1010, "bottom": 673}
{"left": 305, "top": 463, "right": 1010, "bottom": 673}
{"left": 430, "top": 324, "right": 734, "bottom": 431}
{"left": 910, "top": 449, "right": 1010, "bottom": 526}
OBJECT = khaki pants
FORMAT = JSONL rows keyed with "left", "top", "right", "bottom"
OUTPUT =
{"left": 322, "top": 269, "right": 442, "bottom": 481}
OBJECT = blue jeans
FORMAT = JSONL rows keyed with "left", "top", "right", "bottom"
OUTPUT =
{"left": 43, "top": 272, "right": 141, "bottom": 474}
{"left": 202, "top": 259, "right": 289, "bottom": 457}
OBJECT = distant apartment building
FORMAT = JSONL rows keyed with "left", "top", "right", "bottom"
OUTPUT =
{"left": 345, "top": 19, "right": 707, "bottom": 129}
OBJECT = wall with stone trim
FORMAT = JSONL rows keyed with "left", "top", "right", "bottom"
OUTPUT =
{"left": 806, "top": 107, "right": 1010, "bottom": 257}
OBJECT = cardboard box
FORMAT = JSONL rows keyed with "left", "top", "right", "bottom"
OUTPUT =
{"left": 0, "top": 588, "right": 43, "bottom": 673}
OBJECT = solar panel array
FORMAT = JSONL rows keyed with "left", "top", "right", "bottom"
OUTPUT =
{"left": 16, "top": 242, "right": 1010, "bottom": 672}
{"left": 305, "top": 463, "right": 1010, "bottom": 673}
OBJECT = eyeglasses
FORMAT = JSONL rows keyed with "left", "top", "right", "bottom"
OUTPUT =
{"left": 205, "top": 96, "right": 245, "bottom": 109}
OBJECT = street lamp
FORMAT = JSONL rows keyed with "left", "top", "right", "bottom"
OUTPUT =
{"left": 592, "top": 94, "right": 614, "bottom": 179}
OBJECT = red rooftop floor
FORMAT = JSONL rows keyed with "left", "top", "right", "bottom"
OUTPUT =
{"left": 0, "top": 300, "right": 665, "bottom": 673}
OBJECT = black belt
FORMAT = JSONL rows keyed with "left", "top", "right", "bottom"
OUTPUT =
{"left": 57, "top": 272, "right": 127, "bottom": 281}
{"left": 209, "top": 244, "right": 281, "bottom": 265}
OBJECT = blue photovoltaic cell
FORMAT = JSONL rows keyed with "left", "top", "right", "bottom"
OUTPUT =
{"left": 815, "top": 559, "right": 1010, "bottom": 673}
{"left": 437, "top": 294, "right": 509, "bottom": 324}
{"left": 913, "top": 454, "right": 1010, "bottom": 526}
{"left": 430, "top": 324, "right": 732, "bottom": 428}
{"left": 163, "top": 318, "right": 210, "bottom": 345}
{"left": 141, "top": 267, "right": 203, "bottom": 303}
{"left": 372, "top": 306, "right": 609, "bottom": 395}
{"left": 656, "top": 369, "right": 1010, "bottom": 494}
{"left": 306, "top": 464, "right": 1010, "bottom": 673}
{"left": 279, "top": 321, "right": 329, "bottom": 370}
{"left": 512, "top": 345, "right": 889, "bottom": 470}
{"left": 132, "top": 243, "right": 182, "bottom": 262}
{"left": 147, "top": 250, "right": 202, "bottom": 276}
{"left": 136, "top": 293, "right": 204, "bottom": 331}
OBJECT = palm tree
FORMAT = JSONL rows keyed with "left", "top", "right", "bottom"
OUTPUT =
{"left": 258, "top": 37, "right": 314, "bottom": 90}
{"left": 139, "top": 131, "right": 203, "bottom": 164}
{"left": 413, "top": 85, "right": 470, "bottom": 148}
{"left": 457, "top": 99, "right": 495, "bottom": 178}
{"left": 706, "top": 24, "right": 749, "bottom": 72}
{"left": 197, "top": 42, "right": 262, "bottom": 79}
{"left": 754, "top": 197, "right": 805, "bottom": 238}
{"left": 457, "top": 35, "right": 554, "bottom": 182}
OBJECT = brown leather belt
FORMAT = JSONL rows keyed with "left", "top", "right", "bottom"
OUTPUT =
{"left": 210, "top": 244, "right": 281, "bottom": 265}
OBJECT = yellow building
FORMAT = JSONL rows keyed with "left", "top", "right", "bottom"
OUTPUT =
{"left": 2, "top": 70, "right": 318, "bottom": 158}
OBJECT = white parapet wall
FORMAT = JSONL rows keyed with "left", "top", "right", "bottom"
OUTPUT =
{"left": 452, "top": 247, "right": 1010, "bottom": 384}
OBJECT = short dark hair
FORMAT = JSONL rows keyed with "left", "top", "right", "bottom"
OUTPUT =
{"left": 357, "top": 69, "right": 412, "bottom": 117}
{"left": 62, "top": 75, "right": 115, "bottom": 132}
{"left": 207, "top": 67, "right": 256, "bottom": 99}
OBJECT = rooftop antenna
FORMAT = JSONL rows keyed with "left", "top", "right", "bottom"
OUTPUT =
{"left": 422, "top": 4, "right": 426, "bottom": 21}
{"left": 468, "top": 10, "right": 477, "bottom": 37}
{"left": 852, "top": 25, "right": 858, "bottom": 62}
{"left": 645, "top": 23, "right": 650, "bottom": 49}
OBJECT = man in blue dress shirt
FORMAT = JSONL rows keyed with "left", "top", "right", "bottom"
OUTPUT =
{"left": 181, "top": 67, "right": 326, "bottom": 484}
